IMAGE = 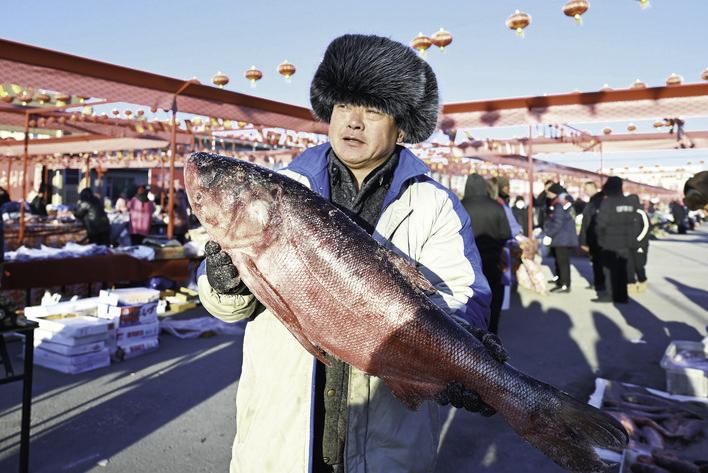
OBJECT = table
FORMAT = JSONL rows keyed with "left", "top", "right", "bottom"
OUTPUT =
{"left": 1, "top": 255, "right": 197, "bottom": 290}
{"left": 0, "top": 319, "right": 39, "bottom": 473}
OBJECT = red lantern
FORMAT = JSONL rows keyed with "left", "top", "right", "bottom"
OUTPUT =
{"left": 0, "top": 95, "right": 12, "bottom": 103}
{"left": 278, "top": 60, "right": 297, "bottom": 80}
{"left": 431, "top": 28, "right": 453, "bottom": 52}
{"left": 602, "top": 128, "right": 612, "bottom": 135}
{"left": 54, "top": 92, "right": 71, "bottom": 105}
{"left": 630, "top": 79, "right": 646, "bottom": 89}
{"left": 36, "top": 92, "right": 51, "bottom": 104}
{"left": 627, "top": 123, "right": 637, "bottom": 132}
{"left": 410, "top": 33, "right": 432, "bottom": 55}
{"left": 212, "top": 72, "right": 230, "bottom": 88}
{"left": 112, "top": 108, "right": 120, "bottom": 117}
{"left": 245, "top": 66, "right": 263, "bottom": 87}
{"left": 506, "top": 10, "right": 531, "bottom": 38}
{"left": 563, "top": 0, "right": 589, "bottom": 25}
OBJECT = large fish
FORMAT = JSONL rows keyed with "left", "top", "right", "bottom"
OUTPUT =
{"left": 185, "top": 152, "right": 627, "bottom": 473}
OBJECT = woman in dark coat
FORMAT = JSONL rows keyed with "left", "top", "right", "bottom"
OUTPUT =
{"left": 543, "top": 184, "right": 579, "bottom": 293}
{"left": 73, "top": 188, "right": 110, "bottom": 245}
{"left": 461, "top": 174, "right": 511, "bottom": 334}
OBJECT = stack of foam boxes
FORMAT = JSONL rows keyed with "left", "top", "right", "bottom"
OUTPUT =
{"left": 96, "top": 288, "right": 161, "bottom": 361}
{"left": 25, "top": 299, "right": 110, "bottom": 374}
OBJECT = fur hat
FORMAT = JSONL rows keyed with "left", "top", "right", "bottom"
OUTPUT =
{"left": 684, "top": 171, "right": 708, "bottom": 210}
{"left": 310, "top": 34, "right": 439, "bottom": 144}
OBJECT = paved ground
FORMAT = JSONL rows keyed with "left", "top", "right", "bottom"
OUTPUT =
{"left": 1, "top": 225, "right": 706, "bottom": 473}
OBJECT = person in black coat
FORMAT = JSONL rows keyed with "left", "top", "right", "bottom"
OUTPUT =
{"left": 511, "top": 195, "right": 529, "bottom": 237}
{"left": 543, "top": 184, "right": 579, "bottom": 293}
{"left": 670, "top": 200, "right": 689, "bottom": 234}
{"left": 579, "top": 181, "right": 606, "bottom": 293}
{"left": 626, "top": 194, "right": 650, "bottom": 293}
{"left": 596, "top": 177, "right": 635, "bottom": 303}
{"left": 461, "top": 174, "right": 511, "bottom": 334}
{"left": 73, "top": 188, "right": 111, "bottom": 245}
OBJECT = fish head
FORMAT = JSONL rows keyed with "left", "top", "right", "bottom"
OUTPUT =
{"left": 185, "top": 152, "right": 282, "bottom": 249}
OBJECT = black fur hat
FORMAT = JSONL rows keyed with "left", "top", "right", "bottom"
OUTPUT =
{"left": 310, "top": 34, "right": 439, "bottom": 144}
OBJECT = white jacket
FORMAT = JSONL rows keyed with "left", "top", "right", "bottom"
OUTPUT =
{"left": 197, "top": 144, "right": 491, "bottom": 473}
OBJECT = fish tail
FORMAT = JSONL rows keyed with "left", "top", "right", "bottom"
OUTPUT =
{"left": 502, "top": 379, "right": 628, "bottom": 473}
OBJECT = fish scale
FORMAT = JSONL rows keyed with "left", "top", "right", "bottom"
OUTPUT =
{"left": 185, "top": 152, "right": 628, "bottom": 473}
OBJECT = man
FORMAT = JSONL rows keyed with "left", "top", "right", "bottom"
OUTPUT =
{"left": 595, "top": 176, "right": 635, "bottom": 303}
{"left": 543, "top": 184, "right": 578, "bottom": 293}
{"left": 461, "top": 174, "right": 511, "bottom": 334}
{"left": 196, "top": 34, "right": 498, "bottom": 473}
{"left": 578, "top": 181, "right": 606, "bottom": 294}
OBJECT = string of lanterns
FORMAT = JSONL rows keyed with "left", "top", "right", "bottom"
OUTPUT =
{"left": 410, "top": 29, "right": 453, "bottom": 56}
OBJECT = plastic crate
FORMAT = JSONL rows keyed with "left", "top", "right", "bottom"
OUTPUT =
{"left": 660, "top": 340, "right": 708, "bottom": 398}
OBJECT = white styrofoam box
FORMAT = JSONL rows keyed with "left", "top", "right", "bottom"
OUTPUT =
{"left": 30, "top": 315, "right": 109, "bottom": 338}
{"left": 33, "top": 347, "right": 110, "bottom": 374}
{"left": 34, "top": 338, "right": 106, "bottom": 357}
{"left": 98, "top": 288, "right": 160, "bottom": 307}
{"left": 25, "top": 297, "right": 100, "bottom": 320}
{"left": 96, "top": 302, "right": 158, "bottom": 327}
{"left": 115, "top": 321, "right": 160, "bottom": 344}
{"left": 113, "top": 337, "right": 159, "bottom": 361}
{"left": 660, "top": 340, "right": 708, "bottom": 398}
{"left": 35, "top": 328, "right": 108, "bottom": 347}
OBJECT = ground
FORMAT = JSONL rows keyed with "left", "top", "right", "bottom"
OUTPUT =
{"left": 1, "top": 226, "right": 706, "bottom": 473}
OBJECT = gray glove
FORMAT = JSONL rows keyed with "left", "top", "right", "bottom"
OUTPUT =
{"left": 435, "top": 326, "right": 508, "bottom": 417}
{"left": 205, "top": 241, "right": 248, "bottom": 295}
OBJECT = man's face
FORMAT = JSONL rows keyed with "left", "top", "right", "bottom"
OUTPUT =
{"left": 328, "top": 103, "right": 401, "bottom": 171}
{"left": 583, "top": 184, "right": 596, "bottom": 196}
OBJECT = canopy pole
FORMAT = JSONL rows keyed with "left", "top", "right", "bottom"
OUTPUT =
{"left": 84, "top": 154, "right": 91, "bottom": 189}
{"left": 43, "top": 163, "right": 49, "bottom": 202}
{"left": 159, "top": 155, "right": 166, "bottom": 211}
{"left": 599, "top": 142, "right": 605, "bottom": 186}
{"left": 6, "top": 156, "right": 12, "bottom": 198}
{"left": 167, "top": 79, "right": 198, "bottom": 240}
{"left": 19, "top": 112, "right": 30, "bottom": 243}
{"left": 526, "top": 126, "right": 535, "bottom": 238}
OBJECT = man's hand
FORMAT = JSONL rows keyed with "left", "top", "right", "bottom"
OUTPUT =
{"left": 580, "top": 245, "right": 590, "bottom": 253}
{"left": 205, "top": 241, "right": 246, "bottom": 295}
{"left": 434, "top": 325, "right": 509, "bottom": 416}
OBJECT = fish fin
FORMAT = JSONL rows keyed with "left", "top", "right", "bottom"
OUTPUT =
{"left": 381, "top": 377, "right": 441, "bottom": 411}
{"left": 380, "top": 246, "right": 437, "bottom": 296}
{"left": 507, "top": 383, "right": 628, "bottom": 473}
{"left": 244, "top": 259, "right": 330, "bottom": 366}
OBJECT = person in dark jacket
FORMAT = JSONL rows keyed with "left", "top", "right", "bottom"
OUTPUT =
{"left": 73, "top": 188, "right": 110, "bottom": 245}
{"left": 670, "top": 200, "right": 689, "bottom": 234}
{"left": 30, "top": 184, "right": 49, "bottom": 217}
{"left": 596, "top": 176, "right": 635, "bottom": 303}
{"left": 626, "top": 194, "right": 651, "bottom": 294}
{"left": 543, "top": 184, "right": 579, "bottom": 293}
{"left": 578, "top": 181, "right": 606, "bottom": 293}
{"left": 462, "top": 174, "right": 511, "bottom": 334}
{"left": 511, "top": 195, "right": 529, "bottom": 236}
{"left": 535, "top": 180, "right": 555, "bottom": 229}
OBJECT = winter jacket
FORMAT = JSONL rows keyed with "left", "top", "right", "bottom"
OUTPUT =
{"left": 197, "top": 143, "right": 491, "bottom": 473}
{"left": 461, "top": 175, "right": 512, "bottom": 260}
{"left": 543, "top": 197, "right": 579, "bottom": 248}
{"left": 596, "top": 195, "right": 636, "bottom": 251}
{"left": 128, "top": 198, "right": 154, "bottom": 236}
{"left": 73, "top": 199, "right": 110, "bottom": 238}
{"left": 511, "top": 206, "right": 529, "bottom": 237}
{"left": 579, "top": 191, "right": 604, "bottom": 251}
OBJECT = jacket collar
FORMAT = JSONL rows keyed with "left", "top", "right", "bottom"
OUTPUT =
{"left": 286, "top": 143, "right": 430, "bottom": 211}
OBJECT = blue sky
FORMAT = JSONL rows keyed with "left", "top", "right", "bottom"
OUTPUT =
{"left": 4, "top": 0, "right": 708, "bottom": 170}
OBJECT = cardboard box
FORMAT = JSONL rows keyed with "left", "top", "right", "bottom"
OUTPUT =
{"left": 30, "top": 315, "right": 109, "bottom": 338}
{"left": 34, "top": 347, "right": 110, "bottom": 374}
{"left": 98, "top": 288, "right": 160, "bottom": 307}
{"left": 113, "top": 338, "right": 159, "bottom": 361}
{"left": 35, "top": 328, "right": 108, "bottom": 347}
{"left": 96, "top": 302, "right": 158, "bottom": 327}
{"left": 115, "top": 321, "right": 160, "bottom": 343}
{"left": 25, "top": 297, "right": 100, "bottom": 320}
{"left": 34, "top": 339, "right": 106, "bottom": 356}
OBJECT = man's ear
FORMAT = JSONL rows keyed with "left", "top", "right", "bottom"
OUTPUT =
{"left": 397, "top": 130, "right": 405, "bottom": 143}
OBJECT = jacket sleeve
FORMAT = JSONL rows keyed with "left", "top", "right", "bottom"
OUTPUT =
{"left": 544, "top": 209, "right": 563, "bottom": 238}
{"left": 73, "top": 202, "right": 88, "bottom": 220}
{"left": 501, "top": 205, "right": 521, "bottom": 237}
{"left": 196, "top": 260, "right": 258, "bottom": 322}
{"left": 417, "top": 192, "right": 491, "bottom": 330}
{"left": 635, "top": 209, "right": 650, "bottom": 243}
{"left": 578, "top": 203, "right": 593, "bottom": 246}
{"left": 596, "top": 200, "right": 609, "bottom": 242}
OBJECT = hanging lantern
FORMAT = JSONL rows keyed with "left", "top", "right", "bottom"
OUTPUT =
{"left": 0, "top": 94, "right": 13, "bottom": 103}
{"left": 506, "top": 10, "right": 531, "bottom": 37}
{"left": 665, "top": 73, "right": 683, "bottom": 86}
{"left": 278, "top": 60, "right": 297, "bottom": 80}
{"left": 653, "top": 120, "right": 665, "bottom": 128}
{"left": 563, "top": 0, "right": 589, "bottom": 25}
{"left": 124, "top": 110, "right": 133, "bottom": 118}
{"left": 431, "top": 28, "right": 453, "bottom": 52}
{"left": 137, "top": 109, "right": 145, "bottom": 117}
{"left": 18, "top": 89, "right": 34, "bottom": 104}
{"left": 638, "top": 0, "right": 650, "bottom": 9}
{"left": 212, "top": 72, "right": 230, "bottom": 88}
{"left": 36, "top": 91, "right": 51, "bottom": 104}
{"left": 600, "top": 83, "right": 613, "bottom": 91}
{"left": 410, "top": 32, "right": 432, "bottom": 55}
{"left": 245, "top": 66, "right": 263, "bottom": 87}
{"left": 54, "top": 92, "right": 71, "bottom": 105}
{"left": 112, "top": 108, "right": 120, "bottom": 117}
{"left": 76, "top": 95, "right": 91, "bottom": 102}
{"left": 630, "top": 79, "right": 646, "bottom": 89}
{"left": 602, "top": 127, "right": 611, "bottom": 135}
{"left": 701, "top": 68, "right": 708, "bottom": 81}
{"left": 627, "top": 123, "right": 637, "bottom": 132}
